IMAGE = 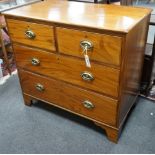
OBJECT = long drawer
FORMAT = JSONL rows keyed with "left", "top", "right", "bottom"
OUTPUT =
{"left": 56, "top": 27, "right": 122, "bottom": 66}
{"left": 14, "top": 45, "right": 120, "bottom": 97}
{"left": 6, "top": 19, "right": 56, "bottom": 51}
{"left": 19, "top": 70, "right": 118, "bottom": 126}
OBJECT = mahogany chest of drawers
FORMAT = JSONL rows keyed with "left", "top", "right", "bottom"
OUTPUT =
{"left": 3, "top": 0, "right": 151, "bottom": 142}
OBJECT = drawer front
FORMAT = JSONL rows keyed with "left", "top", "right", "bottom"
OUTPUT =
{"left": 19, "top": 70, "right": 118, "bottom": 126}
{"left": 14, "top": 45, "right": 120, "bottom": 97}
{"left": 56, "top": 27, "right": 122, "bottom": 66}
{"left": 6, "top": 19, "right": 55, "bottom": 51}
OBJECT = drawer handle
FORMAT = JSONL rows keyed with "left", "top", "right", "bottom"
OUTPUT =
{"left": 31, "top": 58, "right": 40, "bottom": 66}
{"left": 83, "top": 100, "right": 94, "bottom": 109}
{"left": 35, "top": 83, "right": 44, "bottom": 92}
{"left": 81, "top": 71, "right": 94, "bottom": 81}
{"left": 80, "top": 40, "right": 93, "bottom": 51}
{"left": 25, "top": 30, "right": 36, "bottom": 39}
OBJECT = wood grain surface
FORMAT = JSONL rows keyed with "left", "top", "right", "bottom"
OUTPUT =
{"left": 6, "top": 19, "right": 55, "bottom": 51}
{"left": 13, "top": 44, "right": 120, "bottom": 98}
{"left": 57, "top": 27, "right": 122, "bottom": 66}
{"left": 19, "top": 69, "right": 118, "bottom": 126}
{"left": 3, "top": 0, "right": 151, "bottom": 142}
{"left": 3, "top": 0, "right": 152, "bottom": 33}
{"left": 117, "top": 16, "right": 151, "bottom": 127}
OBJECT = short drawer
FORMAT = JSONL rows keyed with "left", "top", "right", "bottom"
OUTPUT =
{"left": 14, "top": 45, "right": 120, "bottom": 98}
{"left": 56, "top": 27, "right": 122, "bottom": 66}
{"left": 6, "top": 19, "right": 55, "bottom": 51}
{"left": 19, "top": 70, "right": 118, "bottom": 126}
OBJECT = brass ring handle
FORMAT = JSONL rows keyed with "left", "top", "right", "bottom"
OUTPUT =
{"left": 35, "top": 83, "right": 44, "bottom": 92}
{"left": 83, "top": 100, "right": 94, "bottom": 109}
{"left": 31, "top": 58, "right": 40, "bottom": 66}
{"left": 25, "top": 30, "right": 36, "bottom": 39}
{"left": 80, "top": 40, "right": 93, "bottom": 51}
{"left": 81, "top": 71, "right": 94, "bottom": 81}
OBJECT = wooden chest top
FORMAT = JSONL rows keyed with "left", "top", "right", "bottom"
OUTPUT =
{"left": 3, "top": 0, "right": 151, "bottom": 33}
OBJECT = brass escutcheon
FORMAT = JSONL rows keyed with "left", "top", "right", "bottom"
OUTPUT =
{"left": 31, "top": 58, "right": 40, "bottom": 66}
{"left": 35, "top": 83, "right": 45, "bottom": 92}
{"left": 81, "top": 71, "right": 94, "bottom": 81}
{"left": 25, "top": 29, "right": 36, "bottom": 39}
{"left": 80, "top": 40, "right": 93, "bottom": 51}
{"left": 83, "top": 100, "right": 95, "bottom": 109}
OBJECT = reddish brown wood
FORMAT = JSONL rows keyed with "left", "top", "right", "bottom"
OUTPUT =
{"left": 105, "top": 127, "right": 120, "bottom": 143}
{"left": 13, "top": 44, "right": 120, "bottom": 98}
{"left": 6, "top": 19, "right": 56, "bottom": 51}
{"left": 3, "top": 0, "right": 151, "bottom": 143}
{"left": 57, "top": 27, "right": 122, "bottom": 66}
{"left": 22, "top": 93, "right": 33, "bottom": 106}
{"left": 3, "top": 0, "right": 151, "bottom": 33}
{"left": 19, "top": 69, "right": 118, "bottom": 126}
{"left": 95, "top": 122, "right": 121, "bottom": 143}
{"left": 117, "top": 16, "right": 151, "bottom": 127}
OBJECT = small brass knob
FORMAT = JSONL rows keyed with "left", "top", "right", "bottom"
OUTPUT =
{"left": 25, "top": 30, "right": 36, "bottom": 39}
{"left": 31, "top": 58, "right": 40, "bottom": 66}
{"left": 35, "top": 83, "right": 44, "bottom": 92}
{"left": 80, "top": 40, "right": 93, "bottom": 51}
{"left": 83, "top": 100, "right": 94, "bottom": 109}
{"left": 81, "top": 71, "right": 94, "bottom": 81}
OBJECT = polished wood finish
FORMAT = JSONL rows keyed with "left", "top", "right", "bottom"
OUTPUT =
{"left": 20, "top": 69, "right": 118, "bottom": 126}
{"left": 13, "top": 45, "right": 120, "bottom": 97}
{"left": 57, "top": 27, "right": 122, "bottom": 66}
{"left": 23, "top": 93, "right": 33, "bottom": 106}
{"left": 3, "top": 0, "right": 151, "bottom": 143}
{"left": 95, "top": 122, "right": 121, "bottom": 143}
{"left": 4, "top": 0, "right": 151, "bottom": 33}
{"left": 118, "top": 16, "right": 151, "bottom": 126}
{"left": 7, "top": 19, "right": 55, "bottom": 51}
